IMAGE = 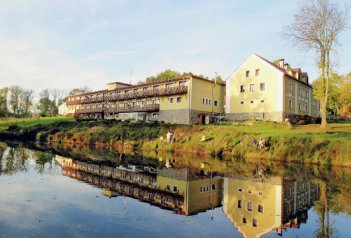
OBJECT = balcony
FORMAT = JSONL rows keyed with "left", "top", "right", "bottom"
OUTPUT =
{"left": 67, "top": 97, "right": 104, "bottom": 105}
{"left": 106, "top": 86, "right": 188, "bottom": 102}
{"left": 105, "top": 104, "right": 160, "bottom": 113}
{"left": 75, "top": 107, "right": 104, "bottom": 114}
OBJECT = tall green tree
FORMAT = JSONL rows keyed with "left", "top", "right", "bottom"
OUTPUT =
{"left": 337, "top": 73, "right": 351, "bottom": 116}
{"left": 145, "top": 69, "right": 182, "bottom": 83}
{"left": 36, "top": 89, "right": 56, "bottom": 117}
{"left": 284, "top": 0, "right": 349, "bottom": 128}
{"left": 0, "top": 87, "right": 8, "bottom": 116}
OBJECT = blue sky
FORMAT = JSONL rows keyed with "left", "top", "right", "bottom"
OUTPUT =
{"left": 0, "top": 0, "right": 350, "bottom": 92}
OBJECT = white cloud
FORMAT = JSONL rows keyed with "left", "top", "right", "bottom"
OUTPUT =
{"left": 0, "top": 36, "right": 110, "bottom": 92}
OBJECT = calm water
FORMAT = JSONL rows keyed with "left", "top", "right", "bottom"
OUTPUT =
{"left": 0, "top": 143, "right": 350, "bottom": 238}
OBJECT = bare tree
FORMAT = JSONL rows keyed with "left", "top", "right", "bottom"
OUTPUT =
{"left": 50, "top": 89, "right": 67, "bottom": 106}
{"left": 20, "top": 89, "right": 35, "bottom": 117}
{"left": 9, "top": 86, "right": 24, "bottom": 116}
{"left": 283, "top": 0, "right": 349, "bottom": 128}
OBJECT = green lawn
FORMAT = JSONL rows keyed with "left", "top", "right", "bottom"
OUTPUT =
{"left": 0, "top": 116, "right": 75, "bottom": 130}
{"left": 201, "top": 121, "right": 351, "bottom": 141}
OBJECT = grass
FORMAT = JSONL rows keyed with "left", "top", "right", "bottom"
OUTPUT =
{"left": 1, "top": 117, "right": 350, "bottom": 167}
{"left": 0, "top": 116, "right": 74, "bottom": 130}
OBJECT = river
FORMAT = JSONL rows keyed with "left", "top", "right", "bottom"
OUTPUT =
{"left": 0, "top": 142, "right": 350, "bottom": 238}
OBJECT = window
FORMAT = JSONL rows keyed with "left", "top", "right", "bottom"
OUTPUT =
{"left": 179, "top": 81, "right": 186, "bottom": 87}
{"left": 205, "top": 99, "right": 209, "bottom": 104}
{"left": 246, "top": 70, "right": 250, "bottom": 77}
{"left": 250, "top": 100, "right": 254, "bottom": 104}
{"left": 258, "top": 192, "right": 263, "bottom": 196}
{"left": 203, "top": 98, "right": 205, "bottom": 104}
{"left": 238, "top": 188, "right": 242, "bottom": 192}
{"left": 214, "top": 100, "right": 218, "bottom": 106}
{"left": 133, "top": 88, "right": 138, "bottom": 94}
{"left": 212, "top": 184, "right": 216, "bottom": 190}
{"left": 289, "top": 83, "right": 292, "bottom": 92}
{"left": 299, "top": 103, "right": 302, "bottom": 111}
{"left": 143, "top": 87, "right": 148, "bottom": 92}
{"left": 260, "top": 83, "right": 265, "bottom": 91}
{"left": 240, "top": 101, "right": 244, "bottom": 105}
{"left": 255, "top": 69, "right": 260, "bottom": 76}
{"left": 248, "top": 190, "right": 252, "bottom": 194}
{"left": 169, "top": 98, "right": 174, "bottom": 103}
{"left": 166, "top": 83, "right": 173, "bottom": 89}
{"left": 238, "top": 200, "right": 242, "bottom": 208}
{"left": 177, "top": 97, "right": 182, "bottom": 103}
{"left": 243, "top": 218, "right": 247, "bottom": 224}
{"left": 166, "top": 185, "right": 171, "bottom": 191}
{"left": 305, "top": 105, "right": 308, "bottom": 112}
{"left": 153, "top": 85, "right": 160, "bottom": 91}
{"left": 173, "top": 186, "right": 178, "bottom": 192}
{"left": 299, "top": 88, "right": 302, "bottom": 96}
{"left": 125, "top": 90, "right": 130, "bottom": 94}
{"left": 240, "top": 85, "right": 245, "bottom": 93}
{"left": 258, "top": 204, "right": 263, "bottom": 213}
{"left": 253, "top": 219, "right": 257, "bottom": 227}
{"left": 247, "top": 202, "right": 253, "bottom": 211}
{"left": 305, "top": 91, "right": 309, "bottom": 98}
{"left": 152, "top": 113, "right": 158, "bottom": 118}
{"left": 209, "top": 99, "right": 212, "bottom": 105}
{"left": 260, "top": 100, "right": 264, "bottom": 103}
{"left": 250, "top": 84, "right": 255, "bottom": 92}
{"left": 289, "top": 100, "right": 293, "bottom": 109}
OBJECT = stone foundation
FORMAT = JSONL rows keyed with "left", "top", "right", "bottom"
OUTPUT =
{"left": 228, "top": 112, "right": 283, "bottom": 122}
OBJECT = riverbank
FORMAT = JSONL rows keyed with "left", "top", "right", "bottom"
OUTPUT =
{"left": 0, "top": 117, "right": 350, "bottom": 167}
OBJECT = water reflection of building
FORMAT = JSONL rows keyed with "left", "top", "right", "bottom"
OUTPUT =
{"left": 223, "top": 176, "right": 320, "bottom": 238}
{"left": 55, "top": 156, "right": 222, "bottom": 216}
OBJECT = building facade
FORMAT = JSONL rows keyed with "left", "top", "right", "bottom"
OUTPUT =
{"left": 226, "top": 54, "right": 319, "bottom": 123}
{"left": 64, "top": 75, "right": 225, "bottom": 125}
{"left": 223, "top": 176, "right": 320, "bottom": 238}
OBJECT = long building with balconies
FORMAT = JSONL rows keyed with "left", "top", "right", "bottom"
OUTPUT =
{"left": 62, "top": 75, "right": 225, "bottom": 124}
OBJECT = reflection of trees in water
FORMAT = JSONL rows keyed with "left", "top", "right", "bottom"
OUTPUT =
{"left": 0, "top": 147, "right": 31, "bottom": 175}
{"left": 313, "top": 167, "right": 351, "bottom": 238}
{"left": 33, "top": 150, "right": 55, "bottom": 174}
{"left": 0, "top": 145, "right": 54, "bottom": 175}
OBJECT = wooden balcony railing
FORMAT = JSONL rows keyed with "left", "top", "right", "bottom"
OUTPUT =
{"left": 105, "top": 104, "right": 160, "bottom": 113}
{"left": 75, "top": 107, "right": 104, "bottom": 114}
{"left": 67, "top": 97, "right": 104, "bottom": 105}
{"left": 68, "top": 86, "right": 188, "bottom": 105}
{"left": 105, "top": 86, "right": 188, "bottom": 102}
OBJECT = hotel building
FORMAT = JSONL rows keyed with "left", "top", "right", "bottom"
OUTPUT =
{"left": 62, "top": 75, "right": 225, "bottom": 125}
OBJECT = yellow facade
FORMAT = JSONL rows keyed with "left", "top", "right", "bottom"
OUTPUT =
{"left": 156, "top": 169, "right": 222, "bottom": 215}
{"left": 65, "top": 75, "right": 225, "bottom": 124}
{"left": 223, "top": 177, "right": 283, "bottom": 238}
{"left": 226, "top": 54, "right": 319, "bottom": 122}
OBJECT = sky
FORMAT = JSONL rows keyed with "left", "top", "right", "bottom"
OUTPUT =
{"left": 0, "top": 0, "right": 350, "bottom": 93}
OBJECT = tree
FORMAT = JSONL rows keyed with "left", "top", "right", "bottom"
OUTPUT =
{"left": 9, "top": 86, "right": 24, "bottom": 116}
{"left": 68, "top": 87, "right": 91, "bottom": 96}
{"left": 312, "top": 73, "right": 340, "bottom": 115}
{"left": 20, "top": 89, "right": 35, "bottom": 117}
{"left": 283, "top": 0, "right": 349, "bottom": 128}
{"left": 145, "top": 69, "right": 182, "bottom": 83}
{"left": 337, "top": 73, "right": 351, "bottom": 116}
{"left": 36, "top": 89, "right": 56, "bottom": 117}
{"left": 0, "top": 87, "right": 8, "bottom": 116}
{"left": 51, "top": 89, "right": 67, "bottom": 107}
